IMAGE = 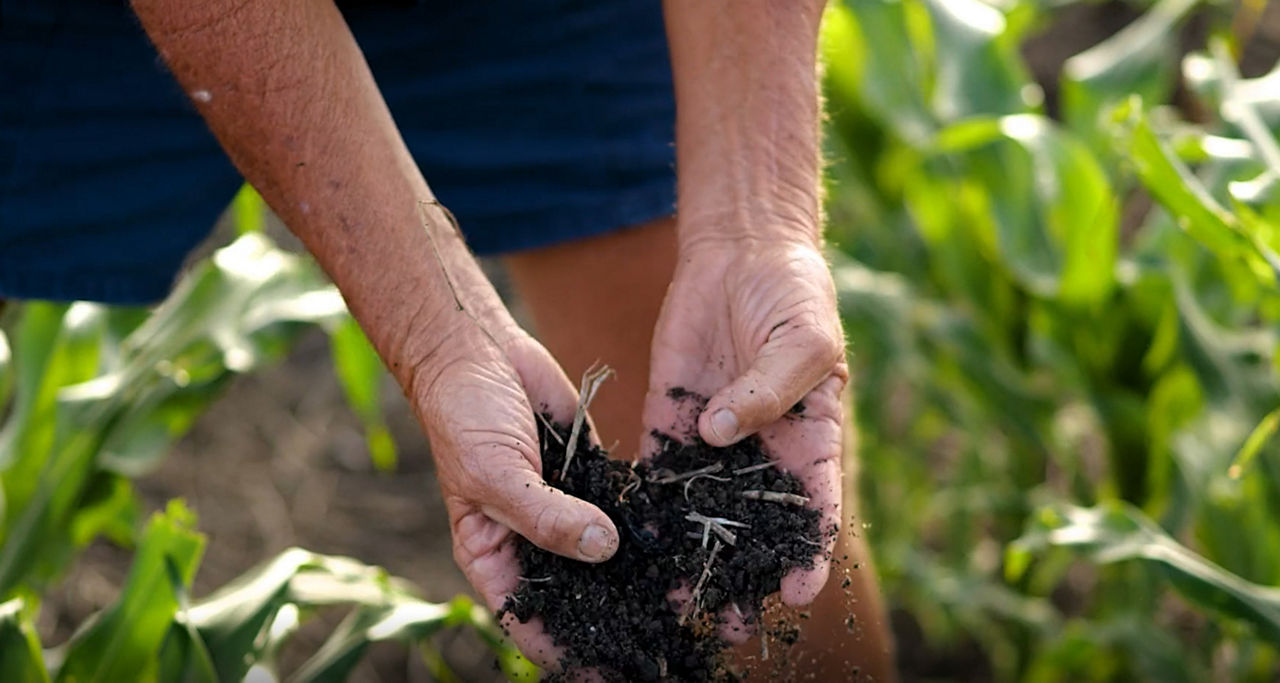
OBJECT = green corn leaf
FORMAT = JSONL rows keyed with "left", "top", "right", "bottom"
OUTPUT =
{"left": 1024, "top": 617, "right": 1199, "bottom": 683}
{"left": 330, "top": 318, "right": 396, "bottom": 471}
{"left": 1114, "top": 100, "right": 1280, "bottom": 285}
{"left": 923, "top": 0, "right": 1034, "bottom": 121}
{"left": 67, "top": 473, "right": 136, "bottom": 549}
{"left": 291, "top": 593, "right": 525, "bottom": 683}
{"left": 289, "top": 601, "right": 454, "bottom": 683}
{"left": 182, "top": 549, "right": 528, "bottom": 682}
{"left": 932, "top": 114, "right": 1119, "bottom": 306}
{"left": 418, "top": 641, "right": 461, "bottom": 683}
{"left": 184, "top": 548, "right": 315, "bottom": 682}
{"left": 0, "top": 598, "right": 50, "bottom": 683}
{"left": 0, "top": 327, "right": 12, "bottom": 411}
{"left": 1008, "top": 502, "right": 1280, "bottom": 643}
{"left": 155, "top": 621, "right": 218, "bottom": 683}
{"left": 155, "top": 555, "right": 218, "bottom": 683}
{"left": 1210, "top": 39, "right": 1280, "bottom": 188}
{"left": 844, "top": 0, "right": 935, "bottom": 143}
{"left": 0, "top": 234, "right": 346, "bottom": 596}
{"left": 1184, "top": 48, "right": 1280, "bottom": 137}
{"left": 1229, "top": 406, "right": 1280, "bottom": 480}
{"left": 55, "top": 500, "right": 205, "bottom": 683}
{"left": 0, "top": 303, "right": 71, "bottom": 474}
{"left": 450, "top": 596, "right": 538, "bottom": 682}
{"left": 1061, "top": 0, "right": 1198, "bottom": 148}
{"left": 821, "top": 4, "right": 865, "bottom": 111}
{"left": 0, "top": 305, "right": 110, "bottom": 596}
{"left": 232, "top": 184, "right": 266, "bottom": 235}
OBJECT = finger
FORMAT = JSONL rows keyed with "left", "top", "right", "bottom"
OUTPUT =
{"left": 697, "top": 319, "right": 844, "bottom": 446}
{"left": 452, "top": 511, "right": 564, "bottom": 669}
{"left": 478, "top": 464, "right": 619, "bottom": 563}
{"left": 762, "top": 374, "right": 844, "bottom": 606}
{"left": 640, "top": 383, "right": 709, "bottom": 459}
{"left": 779, "top": 449, "right": 839, "bottom": 605}
{"left": 665, "top": 581, "right": 756, "bottom": 645}
{"left": 507, "top": 336, "right": 604, "bottom": 447}
{"left": 718, "top": 605, "right": 754, "bottom": 644}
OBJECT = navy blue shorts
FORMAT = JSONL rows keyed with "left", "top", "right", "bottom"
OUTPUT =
{"left": 0, "top": 1, "right": 676, "bottom": 304}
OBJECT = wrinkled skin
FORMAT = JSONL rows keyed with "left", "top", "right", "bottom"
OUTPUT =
{"left": 644, "top": 239, "right": 847, "bottom": 636}
{"left": 412, "top": 324, "right": 617, "bottom": 668}
{"left": 426, "top": 237, "right": 847, "bottom": 666}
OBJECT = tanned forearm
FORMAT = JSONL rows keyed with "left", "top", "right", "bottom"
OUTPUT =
{"left": 131, "top": 0, "right": 508, "bottom": 391}
{"left": 662, "top": 0, "right": 827, "bottom": 248}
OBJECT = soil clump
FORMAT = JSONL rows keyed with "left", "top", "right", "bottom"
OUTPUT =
{"left": 500, "top": 393, "right": 829, "bottom": 681}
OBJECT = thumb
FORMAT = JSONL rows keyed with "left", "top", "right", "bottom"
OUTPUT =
{"left": 698, "top": 320, "right": 844, "bottom": 446}
{"left": 479, "top": 462, "right": 620, "bottom": 563}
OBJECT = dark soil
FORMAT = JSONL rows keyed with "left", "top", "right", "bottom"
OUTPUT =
{"left": 500, "top": 391, "right": 831, "bottom": 682}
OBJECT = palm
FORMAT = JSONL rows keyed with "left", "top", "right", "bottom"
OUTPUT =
{"left": 643, "top": 243, "right": 846, "bottom": 605}
{"left": 420, "top": 335, "right": 608, "bottom": 668}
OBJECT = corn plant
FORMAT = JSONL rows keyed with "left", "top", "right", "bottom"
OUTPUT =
{"left": 0, "top": 230, "right": 532, "bottom": 681}
{"left": 823, "top": 0, "right": 1280, "bottom": 679}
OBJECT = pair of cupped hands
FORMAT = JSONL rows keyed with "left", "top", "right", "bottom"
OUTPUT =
{"left": 408, "top": 229, "right": 847, "bottom": 665}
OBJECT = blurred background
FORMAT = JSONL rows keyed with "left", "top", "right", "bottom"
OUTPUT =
{"left": 3, "top": 0, "right": 1280, "bottom": 681}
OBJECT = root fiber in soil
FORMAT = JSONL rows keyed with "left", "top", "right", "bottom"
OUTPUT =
{"left": 499, "top": 395, "right": 831, "bottom": 681}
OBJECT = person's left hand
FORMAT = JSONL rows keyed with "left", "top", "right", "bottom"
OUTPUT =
{"left": 643, "top": 232, "right": 848, "bottom": 614}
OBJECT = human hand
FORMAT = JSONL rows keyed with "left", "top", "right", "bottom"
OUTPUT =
{"left": 407, "top": 315, "right": 619, "bottom": 667}
{"left": 644, "top": 235, "right": 847, "bottom": 610}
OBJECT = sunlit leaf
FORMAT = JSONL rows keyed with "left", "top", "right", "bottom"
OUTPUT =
{"left": 1209, "top": 40, "right": 1280, "bottom": 197}
{"left": 1009, "top": 502, "right": 1280, "bottom": 643}
{"left": 0, "top": 234, "right": 346, "bottom": 596}
{"left": 1228, "top": 406, "right": 1280, "bottom": 479}
{"left": 232, "top": 184, "right": 266, "bottom": 235}
{"left": 843, "top": 0, "right": 935, "bottom": 142}
{"left": 55, "top": 500, "right": 205, "bottom": 683}
{"left": 0, "top": 328, "right": 12, "bottom": 411}
{"left": 1183, "top": 50, "right": 1280, "bottom": 134}
{"left": 184, "top": 548, "right": 314, "bottom": 682}
{"left": 1113, "top": 99, "right": 1280, "bottom": 285}
{"left": 924, "top": 0, "right": 1034, "bottom": 121}
{"left": 1024, "top": 616, "right": 1199, "bottom": 683}
{"left": 156, "top": 555, "right": 218, "bottom": 683}
{"left": 1061, "top": 0, "right": 1198, "bottom": 148}
{"left": 0, "top": 598, "right": 49, "bottom": 683}
{"left": 933, "top": 114, "right": 1119, "bottom": 305}
{"left": 290, "top": 601, "right": 454, "bottom": 683}
{"left": 330, "top": 318, "right": 396, "bottom": 471}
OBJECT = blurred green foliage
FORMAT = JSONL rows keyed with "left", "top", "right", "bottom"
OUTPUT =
{"left": 823, "top": 0, "right": 1280, "bottom": 679}
{"left": 0, "top": 234, "right": 531, "bottom": 681}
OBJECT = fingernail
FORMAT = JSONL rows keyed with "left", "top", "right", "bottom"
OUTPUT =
{"left": 710, "top": 409, "right": 739, "bottom": 443}
{"left": 578, "top": 524, "right": 615, "bottom": 562}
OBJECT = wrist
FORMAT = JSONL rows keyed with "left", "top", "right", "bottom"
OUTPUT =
{"left": 339, "top": 201, "right": 520, "bottom": 400}
{"left": 676, "top": 199, "right": 822, "bottom": 252}
{"left": 672, "top": 97, "right": 823, "bottom": 251}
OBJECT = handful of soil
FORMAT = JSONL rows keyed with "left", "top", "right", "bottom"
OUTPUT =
{"left": 499, "top": 401, "right": 830, "bottom": 681}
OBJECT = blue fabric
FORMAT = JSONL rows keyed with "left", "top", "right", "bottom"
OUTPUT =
{"left": 0, "top": 0, "right": 676, "bottom": 304}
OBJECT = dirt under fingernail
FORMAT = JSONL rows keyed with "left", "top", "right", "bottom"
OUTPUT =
{"left": 498, "top": 391, "right": 833, "bottom": 682}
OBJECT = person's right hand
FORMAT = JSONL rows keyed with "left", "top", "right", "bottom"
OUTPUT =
{"left": 407, "top": 315, "right": 620, "bottom": 666}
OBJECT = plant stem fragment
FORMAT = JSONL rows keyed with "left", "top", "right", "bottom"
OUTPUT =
{"left": 741, "top": 490, "right": 810, "bottom": 506}
{"left": 733, "top": 461, "right": 779, "bottom": 475}
{"left": 686, "top": 512, "right": 749, "bottom": 547}
{"left": 558, "top": 362, "right": 614, "bottom": 480}
{"left": 680, "top": 540, "right": 724, "bottom": 625}
{"left": 650, "top": 462, "right": 724, "bottom": 484}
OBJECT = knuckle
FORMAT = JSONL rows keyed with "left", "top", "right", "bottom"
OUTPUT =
{"left": 794, "top": 321, "right": 843, "bottom": 367}
{"left": 531, "top": 502, "right": 577, "bottom": 549}
{"left": 740, "top": 379, "right": 784, "bottom": 422}
{"left": 458, "top": 452, "right": 499, "bottom": 496}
